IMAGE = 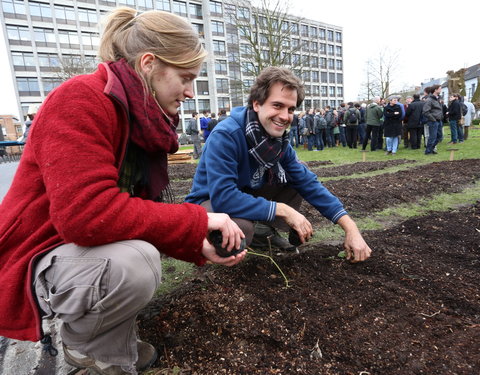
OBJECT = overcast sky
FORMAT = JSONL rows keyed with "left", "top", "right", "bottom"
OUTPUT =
{"left": 1, "top": 0, "right": 479, "bottom": 118}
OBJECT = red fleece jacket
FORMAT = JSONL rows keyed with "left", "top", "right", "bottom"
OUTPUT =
{"left": 0, "top": 65, "right": 208, "bottom": 341}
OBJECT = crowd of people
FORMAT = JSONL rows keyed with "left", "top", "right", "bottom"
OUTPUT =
{"left": 281, "top": 86, "right": 476, "bottom": 155}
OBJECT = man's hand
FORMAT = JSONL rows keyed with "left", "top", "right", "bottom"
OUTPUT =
{"left": 276, "top": 203, "right": 313, "bottom": 244}
{"left": 337, "top": 215, "right": 372, "bottom": 263}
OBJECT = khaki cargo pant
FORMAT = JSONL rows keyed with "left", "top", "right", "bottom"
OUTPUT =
{"left": 33, "top": 240, "right": 162, "bottom": 373}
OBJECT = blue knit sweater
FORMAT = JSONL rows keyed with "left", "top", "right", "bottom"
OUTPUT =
{"left": 185, "top": 107, "right": 347, "bottom": 223}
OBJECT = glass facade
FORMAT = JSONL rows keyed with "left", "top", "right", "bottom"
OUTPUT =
{"left": 1, "top": 0, "right": 344, "bottom": 121}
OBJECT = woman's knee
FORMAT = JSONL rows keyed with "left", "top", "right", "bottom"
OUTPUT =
{"left": 108, "top": 240, "right": 162, "bottom": 306}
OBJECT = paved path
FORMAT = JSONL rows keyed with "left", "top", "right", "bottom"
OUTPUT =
{"left": 0, "top": 162, "right": 78, "bottom": 374}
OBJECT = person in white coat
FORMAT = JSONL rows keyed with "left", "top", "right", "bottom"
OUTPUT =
{"left": 463, "top": 100, "right": 476, "bottom": 140}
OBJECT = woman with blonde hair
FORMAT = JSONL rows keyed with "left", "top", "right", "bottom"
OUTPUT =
{"left": 0, "top": 7, "right": 245, "bottom": 375}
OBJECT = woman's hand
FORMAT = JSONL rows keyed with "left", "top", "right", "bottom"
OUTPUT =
{"left": 202, "top": 213, "right": 246, "bottom": 266}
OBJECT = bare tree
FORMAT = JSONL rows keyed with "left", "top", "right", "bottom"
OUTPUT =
{"left": 55, "top": 55, "right": 96, "bottom": 82}
{"left": 361, "top": 48, "right": 400, "bottom": 100}
{"left": 224, "top": 0, "right": 304, "bottom": 79}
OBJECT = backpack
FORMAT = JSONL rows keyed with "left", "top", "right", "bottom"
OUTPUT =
{"left": 347, "top": 109, "right": 357, "bottom": 124}
{"left": 325, "top": 111, "right": 334, "bottom": 126}
{"left": 208, "top": 119, "right": 218, "bottom": 131}
{"left": 186, "top": 119, "right": 194, "bottom": 135}
{"left": 461, "top": 103, "right": 468, "bottom": 117}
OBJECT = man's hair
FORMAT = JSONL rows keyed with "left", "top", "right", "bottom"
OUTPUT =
{"left": 247, "top": 66, "right": 305, "bottom": 108}
{"left": 430, "top": 84, "right": 441, "bottom": 94}
{"left": 219, "top": 109, "right": 226, "bottom": 115}
{"left": 413, "top": 94, "right": 420, "bottom": 100}
{"left": 211, "top": 112, "right": 216, "bottom": 118}
{"left": 192, "top": 111, "right": 198, "bottom": 117}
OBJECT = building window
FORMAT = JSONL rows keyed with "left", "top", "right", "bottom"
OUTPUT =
{"left": 58, "top": 30, "right": 80, "bottom": 49}
{"left": 156, "top": 0, "right": 171, "bottom": 11}
{"left": 42, "top": 78, "right": 62, "bottom": 94}
{"left": 329, "top": 86, "right": 335, "bottom": 96}
{"left": 209, "top": 0, "right": 222, "bottom": 15}
{"left": 321, "top": 86, "right": 327, "bottom": 96}
{"left": 37, "top": 53, "right": 60, "bottom": 71}
{"left": 327, "top": 30, "right": 334, "bottom": 41}
{"left": 82, "top": 32, "right": 100, "bottom": 50}
{"left": 196, "top": 80, "right": 209, "bottom": 95}
{"left": 336, "top": 46, "right": 342, "bottom": 56}
{"left": 319, "top": 43, "right": 326, "bottom": 55}
{"left": 330, "top": 99, "right": 337, "bottom": 107}
{"left": 241, "top": 62, "right": 255, "bottom": 75}
{"left": 54, "top": 5, "right": 76, "bottom": 25}
{"left": 320, "top": 58, "right": 327, "bottom": 69}
{"left": 212, "top": 40, "right": 226, "bottom": 55}
{"left": 191, "top": 23, "right": 204, "bottom": 37}
{"left": 17, "top": 77, "right": 40, "bottom": 96}
{"left": 137, "top": 0, "right": 153, "bottom": 9}
{"left": 216, "top": 78, "right": 229, "bottom": 93}
{"left": 329, "top": 72, "right": 335, "bottom": 83}
{"left": 336, "top": 60, "right": 343, "bottom": 70}
{"left": 172, "top": 1, "right": 187, "bottom": 16}
{"left": 215, "top": 59, "right": 227, "bottom": 75}
{"left": 78, "top": 8, "right": 98, "bottom": 27}
{"left": 311, "top": 56, "right": 318, "bottom": 66}
{"left": 29, "top": 2, "right": 52, "bottom": 22}
{"left": 327, "top": 44, "right": 334, "bottom": 56}
{"left": 211, "top": 20, "right": 224, "bottom": 36}
{"left": 291, "top": 23, "right": 299, "bottom": 35}
{"left": 335, "top": 31, "right": 342, "bottom": 43}
{"left": 292, "top": 38, "right": 299, "bottom": 48}
{"left": 322, "top": 99, "right": 328, "bottom": 108}
{"left": 337, "top": 73, "right": 343, "bottom": 84}
{"left": 301, "top": 24, "right": 308, "bottom": 37}
{"left": 302, "top": 40, "right": 309, "bottom": 51}
{"left": 311, "top": 71, "right": 319, "bottom": 82}
{"left": 313, "top": 85, "right": 319, "bottom": 95}
{"left": 198, "top": 99, "right": 210, "bottom": 112}
{"left": 237, "top": 6, "right": 249, "bottom": 19}
{"left": 319, "top": 28, "right": 325, "bottom": 40}
{"left": 12, "top": 52, "right": 36, "bottom": 71}
{"left": 2, "top": 0, "right": 27, "bottom": 19}
{"left": 328, "top": 58, "right": 335, "bottom": 69}
{"left": 337, "top": 87, "right": 343, "bottom": 97}
{"left": 33, "top": 28, "right": 57, "bottom": 48}
{"left": 302, "top": 71, "right": 311, "bottom": 82}
{"left": 217, "top": 97, "right": 230, "bottom": 111}
{"left": 240, "top": 43, "right": 252, "bottom": 56}
{"left": 321, "top": 71, "right": 328, "bottom": 83}
{"left": 310, "top": 41, "right": 318, "bottom": 53}
{"left": 189, "top": 3, "right": 202, "bottom": 18}
{"left": 183, "top": 98, "right": 196, "bottom": 111}
{"left": 6, "top": 25, "right": 31, "bottom": 46}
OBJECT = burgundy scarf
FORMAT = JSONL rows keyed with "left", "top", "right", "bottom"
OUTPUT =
{"left": 105, "top": 59, "right": 179, "bottom": 200}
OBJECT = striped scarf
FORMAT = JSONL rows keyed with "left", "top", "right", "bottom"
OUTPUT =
{"left": 245, "top": 108, "right": 288, "bottom": 185}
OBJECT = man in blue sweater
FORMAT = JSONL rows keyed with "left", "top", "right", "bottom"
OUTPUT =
{"left": 186, "top": 67, "right": 371, "bottom": 262}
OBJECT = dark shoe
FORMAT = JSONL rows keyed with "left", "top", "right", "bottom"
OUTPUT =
{"left": 250, "top": 224, "right": 297, "bottom": 252}
{"left": 63, "top": 340, "right": 157, "bottom": 374}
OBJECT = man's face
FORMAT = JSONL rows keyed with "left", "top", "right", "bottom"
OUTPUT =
{"left": 253, "top": 82, "right": 297, "bottom": 138}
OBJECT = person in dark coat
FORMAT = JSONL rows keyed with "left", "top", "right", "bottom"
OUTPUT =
{"left": 383, "top": 97, "right": 403, "bottom": 155}
{"left": 447, "top": 93, "right": 464, "bottom": 144}
{"left": 405, "top": 94, "right": 425, "bottom": 149}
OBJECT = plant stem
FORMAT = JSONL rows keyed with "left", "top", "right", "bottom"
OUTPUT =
{"left": 246, "top": 248, "right": 290, "bottom": 288}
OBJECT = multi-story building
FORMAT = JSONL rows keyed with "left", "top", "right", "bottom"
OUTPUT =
{"left": 1, "top": 0, "right": 344, "bottom": 129}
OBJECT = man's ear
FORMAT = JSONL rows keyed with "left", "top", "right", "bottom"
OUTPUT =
{"left": 139, "top": 53, "right": 156, "bottom": 75}
{"left": 252, "top": 100, "right": 261, "bottom": 112}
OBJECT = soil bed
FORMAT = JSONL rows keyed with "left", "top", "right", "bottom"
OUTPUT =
{"left": 140, "top": 159, "right": 480, "bottom": 374}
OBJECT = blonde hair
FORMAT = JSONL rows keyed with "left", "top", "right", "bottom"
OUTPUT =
{"left": 98, "top": 7, "right": 206, "bottom": 71}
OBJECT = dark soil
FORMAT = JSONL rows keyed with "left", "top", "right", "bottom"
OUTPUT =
{"left": 140, "top": 159, "right": 480, "bottom": 375}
